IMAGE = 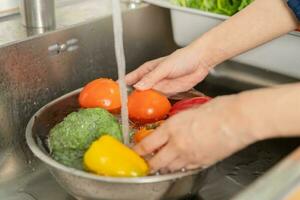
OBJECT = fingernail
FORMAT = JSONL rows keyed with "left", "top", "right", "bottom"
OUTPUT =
{"left": 150, "top": 169, "right": 160, "bottom": 176}
{"left": 180, "top": 168, "right": 187, "bottom": 172}
{"left": 134, "top": 82, "right": 146, "bottom": 90}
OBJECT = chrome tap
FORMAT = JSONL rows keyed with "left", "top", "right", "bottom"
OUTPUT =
{"left": 19, "top": 0, "right": 55, "bottom": 29}
{"left": 127, "top": 0, "right": 142, "bottom": 9}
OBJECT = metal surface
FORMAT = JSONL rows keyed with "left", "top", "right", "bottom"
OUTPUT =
{"left": 0, "top": 4, "right": 177, "bottom": 199}
{"left": 204, "top": 61, "right": 299, "bottom": 91}
{"left": 0, "top": 1, "right": 299, "bottom": 200}
{"left": 197, "top": 137, "right": 300, "bottom": 200}
{"left": 25, "top": 89, "right": 205, "bottom": 200}
{"left": 127, "top": 0, "right": 142, "bottom": 9}
{"left": 0, "top": 0, "right": 116, "bottom": 46}
{"left": 232, "top": 147, "right": 300, "bottom": 200}
{"left": 19, "top": 0, "right": 55, "bottom": 29}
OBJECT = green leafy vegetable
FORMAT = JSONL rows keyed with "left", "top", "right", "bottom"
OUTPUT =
{"left": 238, "top": 0, "right": 253, "bottom": 11}
{"left": 217, "top": 0, "right": 241, "bottom": 16}
{"left": 172, "top": 0, "right": 254, "bottom": 16}
{"left": 49, "top": 108, "right": 122, "bottom": 169}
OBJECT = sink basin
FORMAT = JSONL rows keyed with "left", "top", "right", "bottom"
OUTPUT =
{"left": 0, "top": 2, "right": 299, "bottom": 200}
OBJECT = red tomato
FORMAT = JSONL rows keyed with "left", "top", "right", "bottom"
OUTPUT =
{"left": 128, "top": 89, "right": 171, "bottom": 123}
{"left": 169, "top": 96, "right": 211, "bottom": 116}
{"left": 79, "top": 78, "right": 121, "bottom": 112}
{"left": 133, "top": 128, "right": 153, "bottom": 144}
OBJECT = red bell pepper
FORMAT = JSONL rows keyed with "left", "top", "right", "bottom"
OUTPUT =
{"left": 169, "top": 96, "right": 211, "bottom": 116}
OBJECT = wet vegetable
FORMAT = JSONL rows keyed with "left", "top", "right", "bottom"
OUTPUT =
{"left": 172, "top": 0, "right": 254, "bottom": 16}
{"left": 169, "top": 96, "right": 211, "bottom": 116}
{"left": 49, "top": 108, "right": 122, "bottom": 169}
{"left": 133, "top": 128, "right": 154, "bottom": 144}
{"left": 238, "top": 0, "right": 253, "bottom": 11}
{"left": 128, "top": 89, "right": 171, "bottom": 123}
{"left": 79, "top": 78, "right": 121, "bottom": 112}
{"left": 84, "top": 135, "right": 149, "bottom": 177}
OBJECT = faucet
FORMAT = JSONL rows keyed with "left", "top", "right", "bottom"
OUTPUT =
{"left": 128, "top": 0, "right": 142, "bottom": 9}
{"left": 19, "top": 0, "right": 55, "bottom": 30}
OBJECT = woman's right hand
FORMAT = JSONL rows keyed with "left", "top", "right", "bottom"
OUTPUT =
{"left": 133, "top": 94, "right": 258, "bottom": 172}
{"left": 125, "top": 45, "right": 214, "bottom": 96}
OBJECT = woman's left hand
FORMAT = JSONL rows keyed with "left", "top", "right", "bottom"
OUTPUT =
{"left": 133, "top": 95, "right": 258, "bottom": 172}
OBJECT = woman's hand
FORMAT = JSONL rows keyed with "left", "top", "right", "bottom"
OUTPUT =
{"left": 126, "top": 0, "right": 298, "bottom": 96}
{"left": 133, "top": 95, "right": 257, "bottom": 172}
{"left": 125, "top": 46, "right": 213, "bottom": 96}
{"left": 133, "top": 83, "right": 300, "bottom": 172}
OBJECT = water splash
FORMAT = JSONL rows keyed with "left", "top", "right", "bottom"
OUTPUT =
{"left": 112, "top": 0, "right": 130, "bottom": 145}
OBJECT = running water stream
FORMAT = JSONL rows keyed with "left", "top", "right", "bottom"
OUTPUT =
{"left": 112, "top": 0, "right": 130, "bottom": 145}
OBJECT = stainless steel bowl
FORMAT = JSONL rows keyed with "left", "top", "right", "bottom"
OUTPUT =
{"left": 26, "top": 89, "right": 206, "bottom": 200}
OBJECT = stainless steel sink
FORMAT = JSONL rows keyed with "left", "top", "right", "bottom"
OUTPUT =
{"left": 0, "top": 2, "right": 299, "bottom": 200}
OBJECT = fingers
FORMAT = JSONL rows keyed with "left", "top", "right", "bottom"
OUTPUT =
{"left": 186, "top": 164, "right": 204, "bottom": 171}
{"left": 148, "top": 145, "right": 178, "bottom": 172}
{"left": 133, "top": 127, "right": 169, "bottom": 156}
{"left": 125, "top": 57, "right": 165, "bottom": 86}
{"left": 167, "top": 157, "right": 187, "bottom": 172}
{"left": 152, "top": 67, "right": 209, "bottom": 95}
{"left": 133, "top": 61, "right": 171, "bottom": 91}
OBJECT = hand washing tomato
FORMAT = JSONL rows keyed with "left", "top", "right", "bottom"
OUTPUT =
{"left": 84, "top": 135, "right": 149, "bottom": 177}
{"left": 133, "top": 121, "right": 164, "bottom": 143}
{"left": 169, "top": 96, "right": 211, "bottom": 116}
{"left": 79, "top": 78, "right": 121, "bottom": 112}
{"left": 133, "top": 128, "right": 154, "bottom": 144}
{"left": 128, "top": 89, "right": 171, "bottom": 123}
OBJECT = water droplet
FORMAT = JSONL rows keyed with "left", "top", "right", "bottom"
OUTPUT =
{"left": 252, "top": 171, "right": 262, "bottom": 176}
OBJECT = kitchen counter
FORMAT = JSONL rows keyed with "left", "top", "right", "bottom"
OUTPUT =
{"left": 0, "top": 0, "right": 131, "bottom": 47}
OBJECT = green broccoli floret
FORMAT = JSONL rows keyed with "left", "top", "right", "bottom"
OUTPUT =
{"left": 49, "top": 108, "right": 122, "bottom": 169}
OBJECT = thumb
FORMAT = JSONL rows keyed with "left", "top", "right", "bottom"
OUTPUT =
{"left": 134, "top": 64, "right": 169, "bottom": 90}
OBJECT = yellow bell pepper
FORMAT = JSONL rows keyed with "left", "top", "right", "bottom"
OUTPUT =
{"left": 84, "top": 135, "right": 149, "bottom": 177}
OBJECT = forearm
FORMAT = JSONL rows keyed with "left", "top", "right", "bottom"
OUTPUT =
{"left": 191, "top": 0, "right": 299, "bottom": 68}
{"left": 237, "top": 83, "right": 300, "bottom": 140}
